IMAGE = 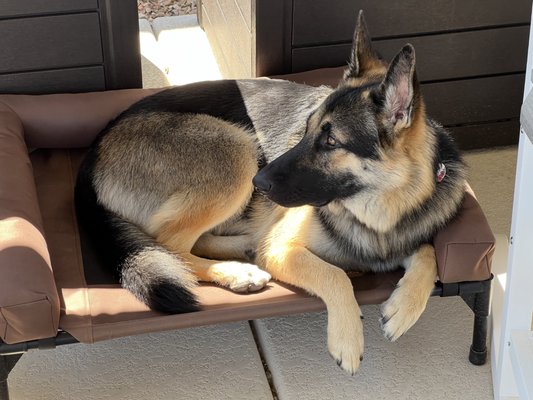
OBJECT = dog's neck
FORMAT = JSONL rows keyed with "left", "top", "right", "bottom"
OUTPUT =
{"left": 337, "top": 180, "right": 434, "bottom": 234}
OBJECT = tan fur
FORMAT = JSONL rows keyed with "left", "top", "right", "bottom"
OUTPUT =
{"left": 148, "top": 173, "right": 253, "bottom": 251}
{"left": 364, "top": 105, "right": 436, "bottom": 231}
{"left": 339, "top": 39, "right": 436, "bottom": 233}
{"left": 379, "top": 104, "right": 436, "bottom": 219}
{"left": 150, "top": 183, "right": 272, "bottom": 293}
{"left": 381, "top": 244, "right": 437, "bottom": 341}
{"left": 343, "top": 66, "right": 387, "bottom": 88}
{"left": 307, "top": 110, "right": 325, "bottom": 132}
{"left": 192, "top": 233, "right": 254, "bottom": 261}
{"left": 256, "top": 206, "right": 364, "bottom": 374}
{"left": 330, "top": 149, "right": 365, "bottom": 174}
{"left": 327, "top": 100, "right": 437, "bottom": 234}
{"left": 84, "top": 14, "right": 463, "bottom": 376}
{"left": 139, "top": 119, "right": 274, "bottom": 292}
{"left": 181, "top": 253, "right": 270, "bottom": 293}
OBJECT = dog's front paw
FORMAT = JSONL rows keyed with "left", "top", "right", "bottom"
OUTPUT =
{"left": 327, "top": 314, "right": 364, "bottom": 375}
{"left": 213, "top": 261, "right": 271, "bottom": 293}
{"left": 380, "top": 285, "right": 428, "bottom": 342}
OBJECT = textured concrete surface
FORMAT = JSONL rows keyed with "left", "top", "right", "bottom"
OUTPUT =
{"left": 254, "top": 298, "right": 494, "bottom": 400}
{"left": 464, "top": 146, "right": 518, "bottom": 235}
{"left": 9, "top": 323, "right": 273, "bottom": 400}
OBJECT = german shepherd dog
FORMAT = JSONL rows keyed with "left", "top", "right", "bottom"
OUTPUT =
{"left": 76, "top": 12, "right": 465, "bottom": 374}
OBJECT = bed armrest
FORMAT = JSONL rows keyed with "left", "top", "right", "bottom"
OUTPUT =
{"left": 434, "top": 184, "right": 495, "bottom": 283}
{"left": 0, "top": 102, "right": 60, "bottom": 344}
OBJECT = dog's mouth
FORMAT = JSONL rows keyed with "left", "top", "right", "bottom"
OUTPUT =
{"left": 258, "top": 190, "right": 332, "bottom": 208}
{"left": 253, "top": 169, "right": 336, "bottom": 208}
{"left": 309, "top": 199, "right": 331, "bottom": 208}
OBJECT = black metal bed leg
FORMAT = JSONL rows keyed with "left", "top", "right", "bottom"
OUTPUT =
{"left": 461, "top": 279, "right": 492, "bottom": 365}
{"left": 0, "top": 353, "right": 22, "bottom": 400}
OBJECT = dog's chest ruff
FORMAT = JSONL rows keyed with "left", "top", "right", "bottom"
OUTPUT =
{"left": 315, "top": 206, "right": 407, "bottom": 272}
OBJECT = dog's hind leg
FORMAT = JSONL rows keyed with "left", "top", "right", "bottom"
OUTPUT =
{"left": 147, "top": 150, "right": 271, "bottom": 293}
{"left": 192, "top": 233, "right": 255, "bottom": 261}
{"left": 182, "top": 252, "right": 270, "bottom": 293}
{"left": 154, "top": 215, "right": 270, "bottom": 293}
{"left": 380, "top": 244, "right": 437, "bottom": 341}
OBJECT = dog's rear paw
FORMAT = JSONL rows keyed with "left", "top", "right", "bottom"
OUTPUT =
{"left": 229, "top": 267, "right": 271, "bottom": 293}
{"left": 213, "top": 262, "right": 271, "bottom": 293}
{"left": 380, "top": 288, "right": 427, "bottom": 342}
{"left": 327, "top": 316, "right": 364, "bottom": 375}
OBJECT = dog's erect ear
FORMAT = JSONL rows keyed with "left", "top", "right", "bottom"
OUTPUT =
{"left": 379, "top": 44, "right": 419, "bottom": 133}
{"left": 343, "top": 10, "right": 378, "bottom": 81}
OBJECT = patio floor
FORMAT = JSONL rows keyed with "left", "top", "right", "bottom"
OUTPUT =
{"left": 8, "top": 15, "right": 516, "bottom": 399}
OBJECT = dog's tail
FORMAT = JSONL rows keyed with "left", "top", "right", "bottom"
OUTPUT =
{"left": 74, "top": 155, "right": 199, "bottom": 314}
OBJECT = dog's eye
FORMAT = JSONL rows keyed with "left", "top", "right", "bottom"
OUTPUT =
{"left": 326, "top": 134, "right": 337, "bottom": 147}
{"left": 321, "top": 122, "right": 331, "bottom": 132}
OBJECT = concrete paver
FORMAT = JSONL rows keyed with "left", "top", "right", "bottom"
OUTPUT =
{"left": 254, "top": 298, "right": 493, "bottom": 400}
{"left": 9, "top": 323, "right": 273, "bottom": 400}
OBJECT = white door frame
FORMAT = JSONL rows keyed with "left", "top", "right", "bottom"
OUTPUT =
{"left": 492, "top": 4, "right": 533, "bottom": 398}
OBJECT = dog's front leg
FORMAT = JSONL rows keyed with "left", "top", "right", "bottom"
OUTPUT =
{"left": 380, "top": 244, "right": 437, "bottom": 341}
{"left": 260, "top": 245, "right": 364, "bottom": 374}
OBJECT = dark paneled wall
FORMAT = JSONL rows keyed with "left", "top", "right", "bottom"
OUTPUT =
{"left": 0, "top": 0, "right": 141, "bottom": 94}
{"left": 199, "top": 0, "right": 531, "bottom": 149}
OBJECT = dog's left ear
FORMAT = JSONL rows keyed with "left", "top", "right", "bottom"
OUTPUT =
{"left": 379, "top": 44, "right": 420, "bottom": 133}
{"left": 343, "top": 10, "right": 379, "bottom": 81}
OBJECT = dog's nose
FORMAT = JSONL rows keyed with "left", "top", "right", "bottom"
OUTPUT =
{"left": 252, "top": 173, "right": 272, "bottom": 193}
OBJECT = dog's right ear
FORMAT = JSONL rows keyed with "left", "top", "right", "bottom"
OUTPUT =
{"left": 343, "top": 10, "right": 379, "bottom": 81}
{"left": 377, "top": 44, "right": 420, "bottom": 142}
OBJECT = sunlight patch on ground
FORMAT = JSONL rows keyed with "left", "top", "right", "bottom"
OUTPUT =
{"left": 139, "top": 15, "right": 222, "bottom": 88}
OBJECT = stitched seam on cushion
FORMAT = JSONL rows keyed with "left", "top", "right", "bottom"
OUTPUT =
{"left": 67, "top": 150, "right": 94, "bottom": 342}
{"left": 441, "top": 242, "right": 494, "bottom": 282}
{"left": 1, "top": 297, "right": 49, "bottom": 309}
{"left": 0, "top": 101, "right": 25, "bottom": 147}
{"left": 0, "top": 308, "right": 7, "bottom": 340}
{"left": 483, "top": 244, "right": 495, "bottom": 276}
{"left": 0, "top": 297, "right": 54, "bottom": 341}
{"left": 46, "top": 296, "right": 57, "bottom": 335}
{"left": 444, "top": 241, "right": 494, "bottom": 246}
{"left": 483, "top": 255, "right": 490, "bottom": 276}
{"left": 441, "top": 243, "right": 450, "bottom": 282}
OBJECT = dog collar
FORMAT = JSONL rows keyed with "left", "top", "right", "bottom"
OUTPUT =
{"left": 437, "top": 163, "right": 446, "bottom": 183}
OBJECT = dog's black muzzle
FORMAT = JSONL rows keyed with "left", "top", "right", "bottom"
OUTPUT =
{"left": 252, "top": 172, "right": 272, "bottom": 194}
{"left": 253, "top": 139, "right": 365, "bottom": 208}
{"left": 252, "top": 142, "right": 336, "bottom": 208}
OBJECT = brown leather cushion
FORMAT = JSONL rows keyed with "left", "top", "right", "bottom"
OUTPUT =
{"left": 28, "top": 147, "right": 403, "bottom": 344}
{"left": 0, "top": 83, "right": 494, "bottom": 344}
{"left": 0, "top": 103, "right": 60, "bottom": 344}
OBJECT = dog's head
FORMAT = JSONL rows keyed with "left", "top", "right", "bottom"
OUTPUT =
{"left": 253, "top": 12, "right": 430, "bottom": 216}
